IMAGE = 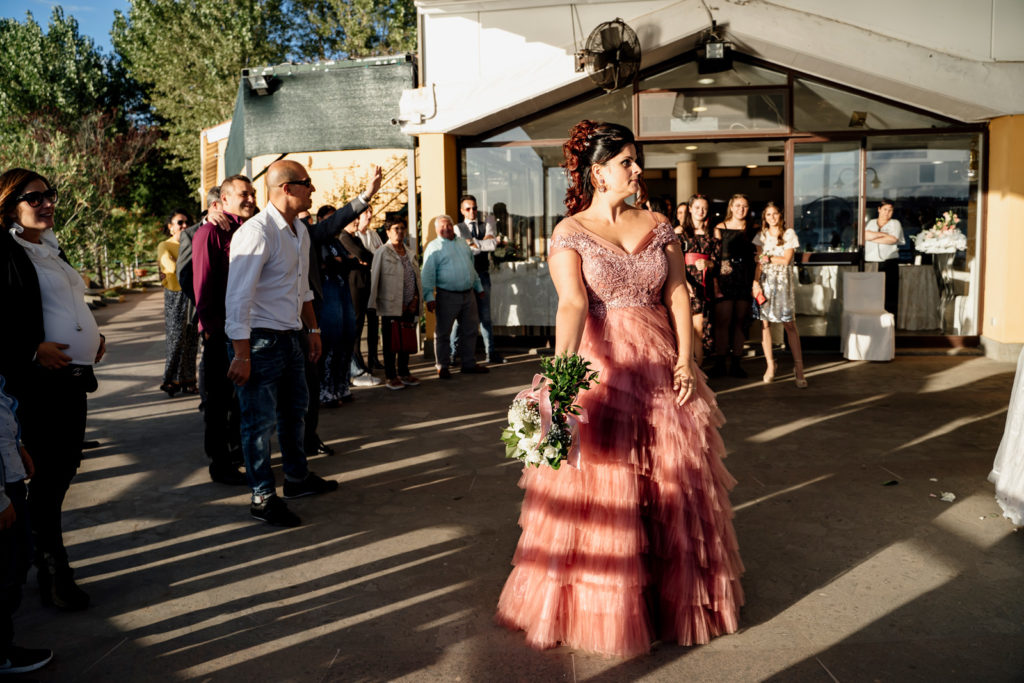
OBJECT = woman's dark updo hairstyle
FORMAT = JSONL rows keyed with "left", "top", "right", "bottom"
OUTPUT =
{"left": 562, "top": 120, "right": 646, "bottom": 216}
{"left": 679, "top": 193, "right": 709, "bottom": 241}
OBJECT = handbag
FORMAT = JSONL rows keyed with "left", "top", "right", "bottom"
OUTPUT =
{"left": 389, "top": 319, "right": 418, "bottom": 353}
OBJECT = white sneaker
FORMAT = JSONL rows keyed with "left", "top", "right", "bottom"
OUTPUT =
{"left": 351, "top": 373, "right": 382, "bottom": 387}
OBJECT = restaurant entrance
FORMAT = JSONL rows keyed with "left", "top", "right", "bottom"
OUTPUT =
{"left": 462, "top": 52, "right": 984, "bottom": 344}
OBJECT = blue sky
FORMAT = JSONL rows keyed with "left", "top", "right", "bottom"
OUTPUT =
{"left": 1, "top": 0, "right": 130, "bottom": 54}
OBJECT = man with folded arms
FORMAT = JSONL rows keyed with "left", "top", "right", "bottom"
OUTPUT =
{"left": 225, "top": 160, "right": 337, "bottom": 527}
{"left": 421, "top": 214, "right": 488, "bottom": 379}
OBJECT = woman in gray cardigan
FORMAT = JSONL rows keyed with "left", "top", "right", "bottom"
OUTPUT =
{"left": 367, "top": 221, "right": 423, "bottom": 390}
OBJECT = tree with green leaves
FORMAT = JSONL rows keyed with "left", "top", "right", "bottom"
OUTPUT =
{"left": 0, "top": 8, "right": 184, "bottom": 285}
{"left": 112, "top": 0, "right": 290, "bottom": 185}
{"left": 0, "top": 8, "right": 110, "bottom": 126}
{"left": 291, "top": 0, "right": 417, "bottom": 61}
{"left": 112, "top": 0, "right": 417, "bottom": 183}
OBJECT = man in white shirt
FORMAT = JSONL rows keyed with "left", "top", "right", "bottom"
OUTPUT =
{"left": 864, "top": 199, "right": 904, "bottom": 318}
{"left": 225, "top": 160, "right": 337, "bottom": 527}
{"left": 452, "top": 195, "right": 504, "bottom": 364}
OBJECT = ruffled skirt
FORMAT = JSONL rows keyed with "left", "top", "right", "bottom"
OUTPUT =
{"left": 496, "top": 304, "right": 744, "bottom": 657}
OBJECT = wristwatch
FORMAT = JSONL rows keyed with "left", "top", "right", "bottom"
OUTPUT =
{"left": 307, "top": 328, "right": 321, "bottom": 334}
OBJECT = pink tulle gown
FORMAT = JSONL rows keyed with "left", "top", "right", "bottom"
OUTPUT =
{"left": 496, "top": 218, "right": 744, "bottom": 658}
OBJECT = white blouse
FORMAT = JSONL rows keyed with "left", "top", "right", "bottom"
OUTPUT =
{"left": 753, "top": 228, "right": 800, "bottom": 256}
{"left": 11, "top": 226, "right": 101, "bottom": 365}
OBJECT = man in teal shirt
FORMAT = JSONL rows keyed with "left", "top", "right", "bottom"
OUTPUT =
{"left": 422, "top": 214, "right": 489, "bottom": 378}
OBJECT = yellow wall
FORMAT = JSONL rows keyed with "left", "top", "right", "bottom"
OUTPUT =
{"left": 983, "top": 115, "right": 1024, "bottom": 348}
{"left": 248, "top": 149, "right": 409, "bottom": 230}
{"left": 415, "top": 133, "right": 460, "bottom": 353}
{"left": 417, "top": 133, "right": 460, "bottom": 244}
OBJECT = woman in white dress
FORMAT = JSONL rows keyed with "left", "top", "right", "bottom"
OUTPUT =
{"left": 753, "top": 202, "right": 807, "bottom": 388}
{"left": 989, "top": 347, "right": 1024, "bottom": 525}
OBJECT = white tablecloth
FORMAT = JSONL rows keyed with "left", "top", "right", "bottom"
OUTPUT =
{"left": 490, "top": 260, "right": 558, "bottom": 327}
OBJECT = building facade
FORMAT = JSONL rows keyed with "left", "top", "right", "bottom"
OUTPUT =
{"left": 399, "top": 0, "right": 1024, "bottom": 358}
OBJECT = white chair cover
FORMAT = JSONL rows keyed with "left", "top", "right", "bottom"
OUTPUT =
{"left": 841, "top": 271, "right": 895, "bottom": 361}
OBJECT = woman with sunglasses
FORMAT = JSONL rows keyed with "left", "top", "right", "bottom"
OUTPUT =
{"left": 157, "top": 210, "right": 199, "bottom": 396}
{"left": 0, "top": 168, "right": 104, "bottom": 611}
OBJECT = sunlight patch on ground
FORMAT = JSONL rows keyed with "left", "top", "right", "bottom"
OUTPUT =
{"left": 889, "top": 407, "right": 1007, "bottom": 454}
{"left": 747, "top": 538, "right": 959, "bottom": 656}
{"left": 918, "top": 357, "right": 1012, "bottom": 394}
{"left": 394, "top": 411, "right": 503, "bottom": 431}
{"left": 342, "top": 450, "right": 461, "bottom": 483}
{"left": 76, "top": 522, "right": 316, "bottom": 580}
{"left": 173, "top": 582, "right": 471, "bottom": 678}
{"left": 115, "top": 528, "right": 466, "bottom": 634}
{"left": 733, "top": 474, "right": 834, "bottom": 512}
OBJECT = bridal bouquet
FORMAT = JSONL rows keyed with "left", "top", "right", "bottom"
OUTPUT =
{"left": 501, "top": 353, "right": 598, "bottom": 469}
{"left": 911, "top": 210, "right": 967, "bottom": 254}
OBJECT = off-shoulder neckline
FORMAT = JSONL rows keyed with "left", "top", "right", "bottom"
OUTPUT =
{"left": 563, "top": 214, "right": 671, "bottom": 256}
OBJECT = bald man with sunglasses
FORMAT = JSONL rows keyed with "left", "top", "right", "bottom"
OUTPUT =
{"left": 224, "top": 160, "right": 338, "bottom": 527}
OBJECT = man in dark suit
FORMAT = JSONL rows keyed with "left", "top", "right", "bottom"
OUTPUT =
{"left": 452, "top": 195, "right": 503, "bottom": 364}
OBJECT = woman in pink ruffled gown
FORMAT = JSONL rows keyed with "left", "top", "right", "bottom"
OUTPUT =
{"left": 495, "top": 120, "right": 744, "bottom": 657}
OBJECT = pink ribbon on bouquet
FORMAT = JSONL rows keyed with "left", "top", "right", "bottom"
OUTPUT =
{"left": 515, "top": 374, "right": 588, "bottom": 469}
{"left": 564, "top": 407, "right": 588, "bottom": 470}
{"left": 516, "top": 374, "right": 553, "bottom": 439}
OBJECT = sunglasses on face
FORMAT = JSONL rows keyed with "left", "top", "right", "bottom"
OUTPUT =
{"left": 279, "top": 178, "right": 312, "bottom": 188}
{"left": 15, "top": 188, "right": 58, "bottom": 207}
{"left": 173, "top": 219, "right": 188, "bottom": 226}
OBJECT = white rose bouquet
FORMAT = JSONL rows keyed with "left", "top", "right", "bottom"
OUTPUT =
{"left": 501, "top": 353, "right": 598, "bottom": 469}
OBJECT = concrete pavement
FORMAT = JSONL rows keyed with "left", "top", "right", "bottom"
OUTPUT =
{"left": 11, "top": 289, "right": 1023, "bottom": 682}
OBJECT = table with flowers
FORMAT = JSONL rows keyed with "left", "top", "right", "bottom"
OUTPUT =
{"left": 911, "top": 210, "right": 967, "bottom": 332}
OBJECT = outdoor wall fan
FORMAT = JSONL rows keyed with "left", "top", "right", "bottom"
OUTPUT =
{"left": 574, "top": 18, "right": 642, "bottom": 92}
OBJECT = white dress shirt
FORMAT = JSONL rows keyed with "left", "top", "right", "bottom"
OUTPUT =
{"left": 225, "top": 202, "right": 314, "bottom": 340}
{"left": 455, "top": 220, "right": 496, "bottom": 255}
{"left": 864, "top": 218, "right": 904, "bottom": 262}
{"left": 11, "top": 226, "right": 101, "bottom": 365}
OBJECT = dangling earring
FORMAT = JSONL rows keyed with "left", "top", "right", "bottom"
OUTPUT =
{"left": 598, "top": 179, "right": 607, "bottom": 193}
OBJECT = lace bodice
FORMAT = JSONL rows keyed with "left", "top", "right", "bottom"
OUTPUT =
{"left": 550, "top": 219, "right": 677, "bottom": 318}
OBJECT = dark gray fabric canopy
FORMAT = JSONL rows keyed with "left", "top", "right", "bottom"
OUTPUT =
{"left": 224, "top": 54, "right": 415, "bottom": 176}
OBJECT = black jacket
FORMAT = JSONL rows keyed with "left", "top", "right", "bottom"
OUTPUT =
{"left": 0, "top": 230, "right": 45, "bottom": 398}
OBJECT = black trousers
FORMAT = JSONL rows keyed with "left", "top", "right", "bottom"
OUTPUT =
{"left": 18, "top": 369, "right": 87, "bottom": 567}
{"left": 878, "top": 258, "right": 900, "bottom": 319}
{"left": 202, "top": 331, "right": 241, "bottom": 469}
{"left": 0, "top": 481, "right": 31, "bottom": 658}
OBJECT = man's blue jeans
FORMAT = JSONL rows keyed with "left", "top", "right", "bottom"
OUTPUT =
{"left": 231, "top": 330, "right": 310, "bottom": 500}
{"left": 319, "top": 277, "right": 357, "bottom": 401}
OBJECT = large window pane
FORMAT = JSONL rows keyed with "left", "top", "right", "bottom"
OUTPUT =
{"left": 794, "top": 79, "right": 956, "bottom": 131}
{"left": 638, "top": 90, "right": 787, "bottom": 135}
{"left": 484, "top": 87, "right": 632, "bottom": 143}
{"left": 464, "top": 146, "right": 563, "bottom": 257}
{"left": 866, "top": 134, "right": 979, "bottom": 334}
{"left": 640, "top": 60, "right": 786, "bottom": 89}
{"left": 793, "top": 142, "right": 860, "bottom": 254}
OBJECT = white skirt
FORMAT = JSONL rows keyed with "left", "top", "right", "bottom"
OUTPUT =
{"left": 989, "top": 347, "right": 1024, "bottom": 525}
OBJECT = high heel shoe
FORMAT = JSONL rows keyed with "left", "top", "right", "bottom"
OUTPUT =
{"left": 763, "top": 361, "right": 776, "bottom": 383}
{"left": 794, "top": 361, "right": 808, "bottom": 389}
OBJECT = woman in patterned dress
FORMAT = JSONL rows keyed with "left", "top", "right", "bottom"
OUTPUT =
{"left": 753, "top": 202, "right": 808, "bottom": 387}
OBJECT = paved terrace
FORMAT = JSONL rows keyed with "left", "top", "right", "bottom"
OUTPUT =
{"left": 11, "top": 290, "right": 1022, "bottom": 682}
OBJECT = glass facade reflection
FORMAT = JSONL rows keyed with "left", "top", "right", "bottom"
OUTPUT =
{"left": 463, "top": 55, "right": 983, "bottom": 339}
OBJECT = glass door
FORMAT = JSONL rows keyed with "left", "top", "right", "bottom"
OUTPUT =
{"left": 789, "top": 141, "right": 861, "bottom": 337}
